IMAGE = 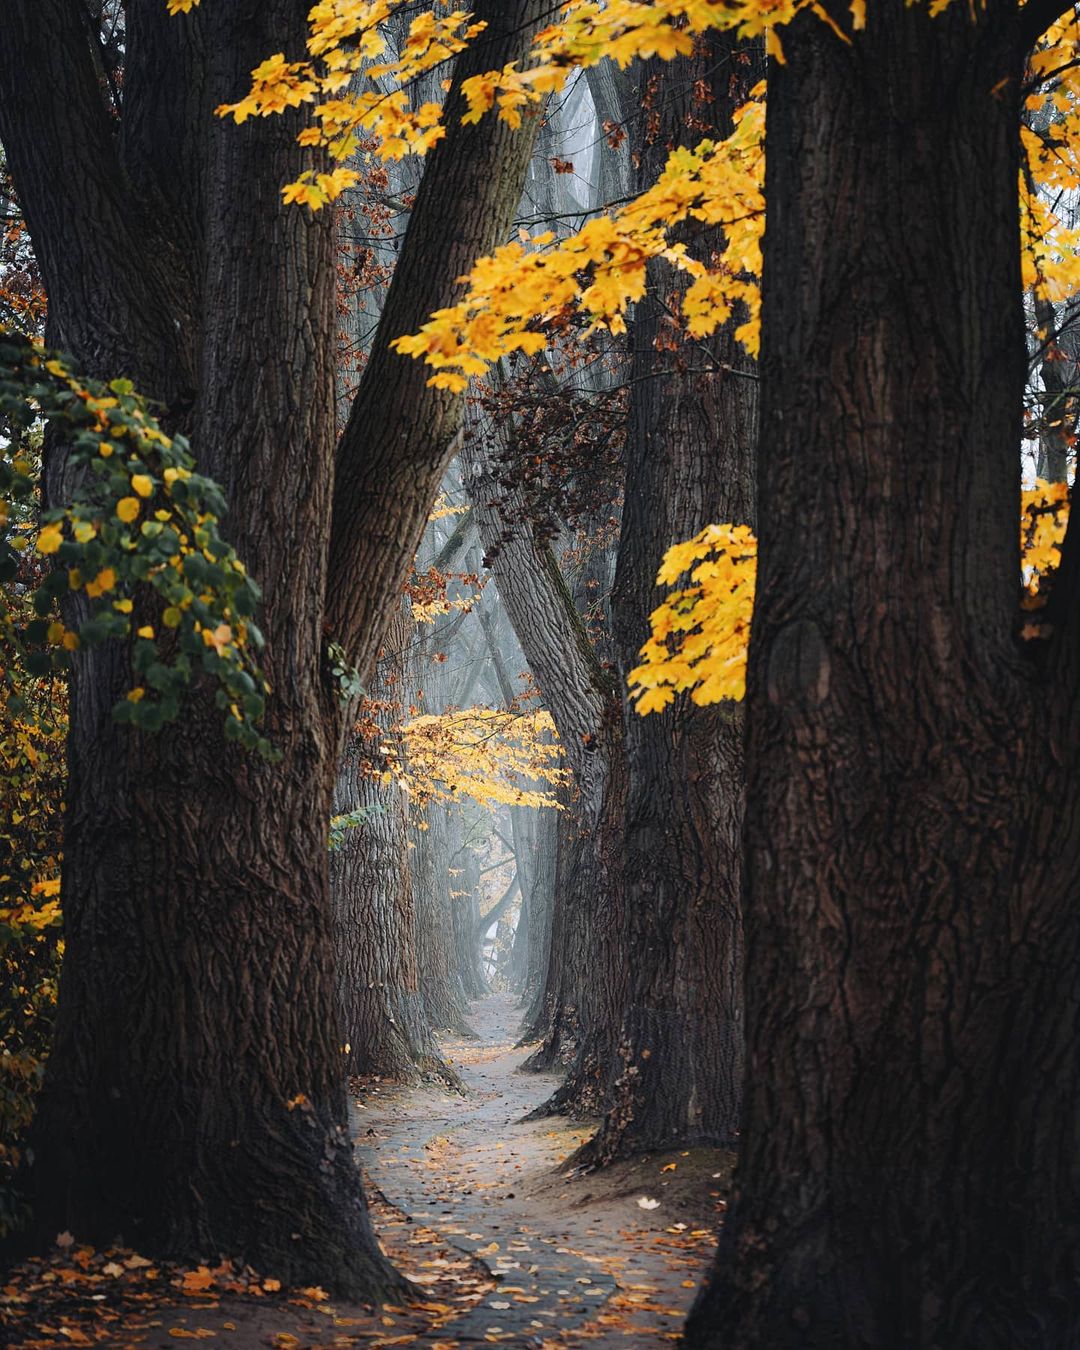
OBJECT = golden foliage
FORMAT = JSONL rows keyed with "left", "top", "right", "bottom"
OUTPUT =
{"left": 392, "top": 91, "right": 764, "bottom": 390}
{"left": 0, "top": 653, "right": 64, "bottom": 1235}
{"left": 386, "top": 706, "right": 567, "bottom": 810}
{"left": 1021, "top": 477, "right": 1071, "bottom": 600}
{"left": 632, "top": 482, "right": 1073, "bottom": 713}
{"left": 628, "top": 524, "right": 756, "bottom": 713}
{"left": 178, "top": 2, "right": 1080, "bottom": 394}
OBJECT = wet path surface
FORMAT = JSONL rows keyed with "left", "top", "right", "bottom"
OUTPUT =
{"left": 353, "top": 994, "right": 733, "bottom": 1347}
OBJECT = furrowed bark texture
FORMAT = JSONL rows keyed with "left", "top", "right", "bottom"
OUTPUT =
{"left": 687, "top": 4, "right": 1080, "bottom": 1345}
{"left": 583, "top": 36, "right": 759, "bottom": 1166}
{"left": 333, "top": 742, "right": 436, "bottom": 1079}
{"left": 1, "top": 0, "right": 399, "bottom": 1295}
{"left": 332, "top": 610, "right": 441, "bottom": 1081}
{"left": 326, "top": 0, "right": 548, "bottom": 683}
{"left": 0, "top": 0, "right": 544, "bottom": 1292}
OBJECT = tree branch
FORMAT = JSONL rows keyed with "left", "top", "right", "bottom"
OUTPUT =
{"left": 463, "top": 398, "right": 618, "bottom": 801}
{"left": 474, "top": 873, "right": 521, "bottom": 946}
{"left": 0, "top": 0, "right": 196, "bottom": 396}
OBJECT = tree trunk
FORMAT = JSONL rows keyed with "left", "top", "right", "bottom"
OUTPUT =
{"left": 509, "top": 888, "right": 530, "bottom": 992}
{"left": 325, "top": 2, "right": 548, "bottom": 683}
{"left": 333, "top": 742, "right": 439, "bottom": 1080}
{"left": 582, "top": 36, "right": 759, "bottom": 1165}
{"left": 686, "top": 5, "right": 1080, "bottom": 1345}
{"left": 518, "top": 784, "right": 581, "bottom": 1055}
{"left": 1033, "top": 294, "right": 1073, "bottom": 482}
{"left": 0, "top": 0, "right": 545, "bottom": 1292}
{"left": 520, "top": 804, "right": 557, "bottom": 1036}
{"left": 332, "top": 608, "right": 443, "bottom": 1081}
{"left": 3, "top": 0, "right": 400, "bottom": 1295}
{"left": 413, "top": 801, "right": 474, "bottom": 1033}
{"left": 454, "top": 831, "right": 489, "bottom": 1001}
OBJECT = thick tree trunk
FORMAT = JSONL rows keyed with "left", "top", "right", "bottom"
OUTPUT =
{"left": 0, "top": 0, "right": 545, "bottom": 1293}
{"left": 582, "top": 37, "right": 759, "bottom": 1165}
{"left": 3, "top": 0, "right": 400, "bottom": 1296}
{"left": 326, "top": 1, "right": 548, "bottom": 682}
{"left": 332, "top": 606, "right": 443, "bottom": 1081}
{"left": 687, "top": 5, "right": 1080, "bottom": 1345}
{"left": 524, "top": 755, "right": 627, "bottom": 1115}
{"left": 333, "top": 740, "right": 439, "bottom": 1080}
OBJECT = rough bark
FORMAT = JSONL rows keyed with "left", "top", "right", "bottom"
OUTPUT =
{"left": 332, "top": 610, "right": 443, "bottom": 1082}
{"left": 582, "top": 37, "right": 759, "bottom": 1165}
{"left": 519, "top": 804, "right": 557, "bottom": 1037}
{"left": 332, "top": 743, "right": 441, "bottom": 1080}
{"left": 687, "top": 4, "right": 1080, "bottom": 1345}
{"left": 0, "top": 0, "right": 399, "bottom": 1295}
{"left": 326, "top": 0, "right": 548, "bottom": 683}
{"left": 0, "top": 0, "right": 544, "bottom": 1292}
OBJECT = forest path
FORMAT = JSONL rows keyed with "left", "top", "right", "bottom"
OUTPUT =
{"left": 353, "top": 992, "right": 732, "bottom": 1347}
{"left": 1, "top": 995, "right": 732, "bottom": 1349}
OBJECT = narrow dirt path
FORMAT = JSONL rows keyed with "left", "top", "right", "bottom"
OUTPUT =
{"left": 354, "top": 993, "right": 734, "bottom": 1347}
{"left": 1, "top": 996, "right": 732, "bottom": 1349}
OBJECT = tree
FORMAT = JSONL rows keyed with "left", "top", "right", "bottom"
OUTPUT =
{"left": 331, "top": 605, "right": 443, "bottom": 1083}
{"left": 465, "top": 401, "right": 629, "bottom": 1110}
{"left": 686, "top": 1, "right": 1080, "bottom": 1344}
{"left": 0, "top": 0, "right": 544, "bottom": 1293}
{"left": 582, "top": 32, "right": 759, "bottom": 1165}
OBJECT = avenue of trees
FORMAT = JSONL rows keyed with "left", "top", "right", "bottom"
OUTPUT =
{"left": 2, "top": 1, "right": 1080, "bottom": 1346}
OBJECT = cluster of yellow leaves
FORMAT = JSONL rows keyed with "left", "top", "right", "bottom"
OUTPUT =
{"left": 388, "top": 707, "right": 567, "bottom": 809}
{"left": 1021, "top": 477, "right": 1071, "bottom": 599}
{"left": 175, "top": 0, "right": 1080, "bottom": 388}
{"left": 631, "top": 481, "right": 1073, "bottom": 714}
{"left": 0, "top": 695, "right": 64, "bottom": 910}
{"left": 0, "top": 666, "right": 65, "bottom": 1234}
{"left": 628, "top": 524, "right": 756, "bottom": 713}
{"left": 174, "top": 0, "right": 873, "bottom": 211}
{"left": 404, "top": 564, "right": 483, "bottom": 623}
{"left": 409, "top": 593, "right": 475, "bottom": 624}
{"left": 1022, "top": 13, "right": 1080, "bottom": 304}
{"left": 198, "top": 1, "right": 488, "bottom": 207}
{"left": 456, "top": 0, "right": 865, "bottom": 128}
{"left": 427, "top": 494, "right": 469, "bottom": 522}
{"left": 393, "top": 91, "right": 765, "bottom": 391}
{"left": 396, "top": 3, "right": 1080, "bottom": 393}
